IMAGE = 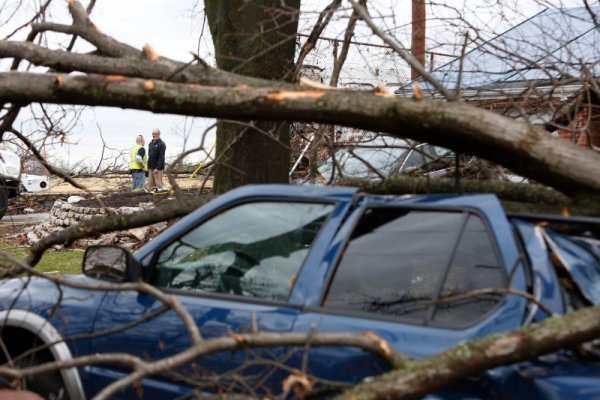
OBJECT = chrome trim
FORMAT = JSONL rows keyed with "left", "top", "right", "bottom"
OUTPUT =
{"left": 0, "top": 310, "right": 86, "bottom": 400}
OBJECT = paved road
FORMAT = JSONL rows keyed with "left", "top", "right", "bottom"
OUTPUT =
{"left": 1, "top": 213, "right": 49, "bottom": 224}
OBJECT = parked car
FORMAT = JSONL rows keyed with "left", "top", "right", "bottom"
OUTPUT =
{"left": 314, "top": 136, "right": 452, "bottom": 183}
{"left": 0, "top": 184, "right": 599, "bottom": 399}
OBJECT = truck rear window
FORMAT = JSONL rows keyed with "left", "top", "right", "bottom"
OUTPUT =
{"left": 324, "top": 208, "right": 504, "bottom": 327}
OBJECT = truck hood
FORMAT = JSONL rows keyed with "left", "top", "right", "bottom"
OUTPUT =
{"left": 541, "top": 229, "right": 600, "bottom": 305}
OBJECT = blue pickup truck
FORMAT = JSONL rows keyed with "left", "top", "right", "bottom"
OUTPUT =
{"left": 0, "top": 184, "right": 599, "bottom": 399}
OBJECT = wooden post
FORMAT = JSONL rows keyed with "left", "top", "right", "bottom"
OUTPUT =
{"left": 588, "top": 104, "right": 600, "bottom": 149}
{"left": 411, "top": 0, "right": 426, "bottom": 80}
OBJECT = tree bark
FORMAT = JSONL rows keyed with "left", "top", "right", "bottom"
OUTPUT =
{"left": 205, "top": 0, "right": 300, "bottom": 193}
{"left": 341, "top": 176, "right": 569, "bottom": 202}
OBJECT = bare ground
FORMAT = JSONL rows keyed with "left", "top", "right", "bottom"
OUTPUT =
{"left": 46, "top": 175, "right": 210, "bottom": 193}
{"left": 7, "top": 175, "right": 212, "bottom": 215}
{"left": 1, "top": 176, "right": 213, "bottom": 247}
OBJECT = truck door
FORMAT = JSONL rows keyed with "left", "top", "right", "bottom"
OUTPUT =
{"left": 293, "top": 194, "right": 528, "bottom": 387}
{"left": 87, "top": 191, "right": 354, "bottom": 399}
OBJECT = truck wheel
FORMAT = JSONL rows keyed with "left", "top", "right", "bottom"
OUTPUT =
{"left": 0, "top": 185, "right": 7, "bottom": 220}
{"left": 0, "top": 328, "right": 70, "bottom": 399}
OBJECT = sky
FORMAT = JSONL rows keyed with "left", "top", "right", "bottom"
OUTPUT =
{"left": 0, "top": 0, "right": 583, "bottom": 171}
{"left": 4, "top": 0, "right": 215, "bottom": 171}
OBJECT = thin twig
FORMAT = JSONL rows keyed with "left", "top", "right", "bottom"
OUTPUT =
{"left": 330, "top": 0, "right": 366, "bottom": 87}
{"left": 292, "top": 0, "right": 341, "bottom": 80}
{"left": 8, "top": 128, "right": 87, "bottom": 191}
{"left": 455, "top": 31, "right": 469, "bottom": 97}
{"left": 431, "top": 287, "right": 554, "bottom": 317}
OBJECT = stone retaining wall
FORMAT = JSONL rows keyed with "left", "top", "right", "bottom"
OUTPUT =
{"left": 26, "top": 199, "right": 165, "bottom": 249}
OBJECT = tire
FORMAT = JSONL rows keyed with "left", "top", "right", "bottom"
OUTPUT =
{"left": 18, "top": 352, "right": 70, "bottom": 400}
{"left": 0, "top": 328, "right": 71, "bottom": 400}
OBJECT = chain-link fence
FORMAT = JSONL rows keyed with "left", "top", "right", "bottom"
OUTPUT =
{"left": 296, "top": 33, "right": 455, "bottom": 89}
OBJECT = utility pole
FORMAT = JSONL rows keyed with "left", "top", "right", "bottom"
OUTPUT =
{"left": 411, "top": 0, "right": 426, "bottom": 80}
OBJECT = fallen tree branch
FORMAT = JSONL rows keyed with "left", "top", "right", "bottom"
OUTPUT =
{"left": 0, "top": 72, "right": 598, "bottom": 197}
{"left": 338, "top": 177, "right": 600, "bottom": 215}
{"left": 340, "top": 177, "right": 569, "bottom": 204}
{"left": 336, "top": 305, "right": 600, "bottom": 400}
{"left": 0, "top": 40, "right": 288, "bottom": 88}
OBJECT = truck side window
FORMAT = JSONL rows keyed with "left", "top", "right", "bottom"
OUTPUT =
{"left": 324, "top": 208, "right": 503, "bottom": 327}
{"left": 150, "top": 201, "right": 335, "bottom": 302}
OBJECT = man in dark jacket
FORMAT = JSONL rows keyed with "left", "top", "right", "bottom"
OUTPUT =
{"left": 147, "top": 128, "right": 166, "bottom": 191}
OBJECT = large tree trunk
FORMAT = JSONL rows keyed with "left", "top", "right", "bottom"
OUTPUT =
{"left": 205, "top": 0, "right": 300, "bottom": 193}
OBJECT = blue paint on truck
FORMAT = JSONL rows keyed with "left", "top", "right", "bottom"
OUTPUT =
{"left": 0, "top": 184, "right": 598, "bottom": 399}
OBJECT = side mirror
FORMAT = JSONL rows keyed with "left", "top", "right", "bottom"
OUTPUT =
{"left": 82, "top": 245, "right": 141, "bottom": 283}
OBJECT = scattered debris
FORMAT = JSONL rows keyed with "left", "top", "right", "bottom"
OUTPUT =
{"left": 22, "top": 199, "right": 166, "bottom": 248}
{"left": 2, "top": 189, "right": 205, "bottom": 249}
{"left": 127, "top": 227, "right": 151, "bottom": 241}
{"left": 67, "top": 195, "right": 86, "bottom": 204}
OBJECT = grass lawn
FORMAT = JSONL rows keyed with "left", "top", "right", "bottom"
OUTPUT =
{"left": 0, "top": 243, "right": 84, "bottom": 275}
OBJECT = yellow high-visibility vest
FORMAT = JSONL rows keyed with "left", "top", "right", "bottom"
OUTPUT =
{"left": 130, "top": 145, "right": 147, "bottom": 170}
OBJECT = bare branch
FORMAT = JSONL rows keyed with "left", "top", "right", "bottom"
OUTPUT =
{"left": 432, "top": 287, "right": 555, "bottom": 318}
{"left": 8, "top": 127, "right": 87, "bottom": 191}
{"left": 292, "top": 0, "right": 342, "bottom": 80}
{"left": 330, "top": 0, "right": 366, "bottom": 87}
{"left": 1, "top": 0, "right": 53, "bottom": 40}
